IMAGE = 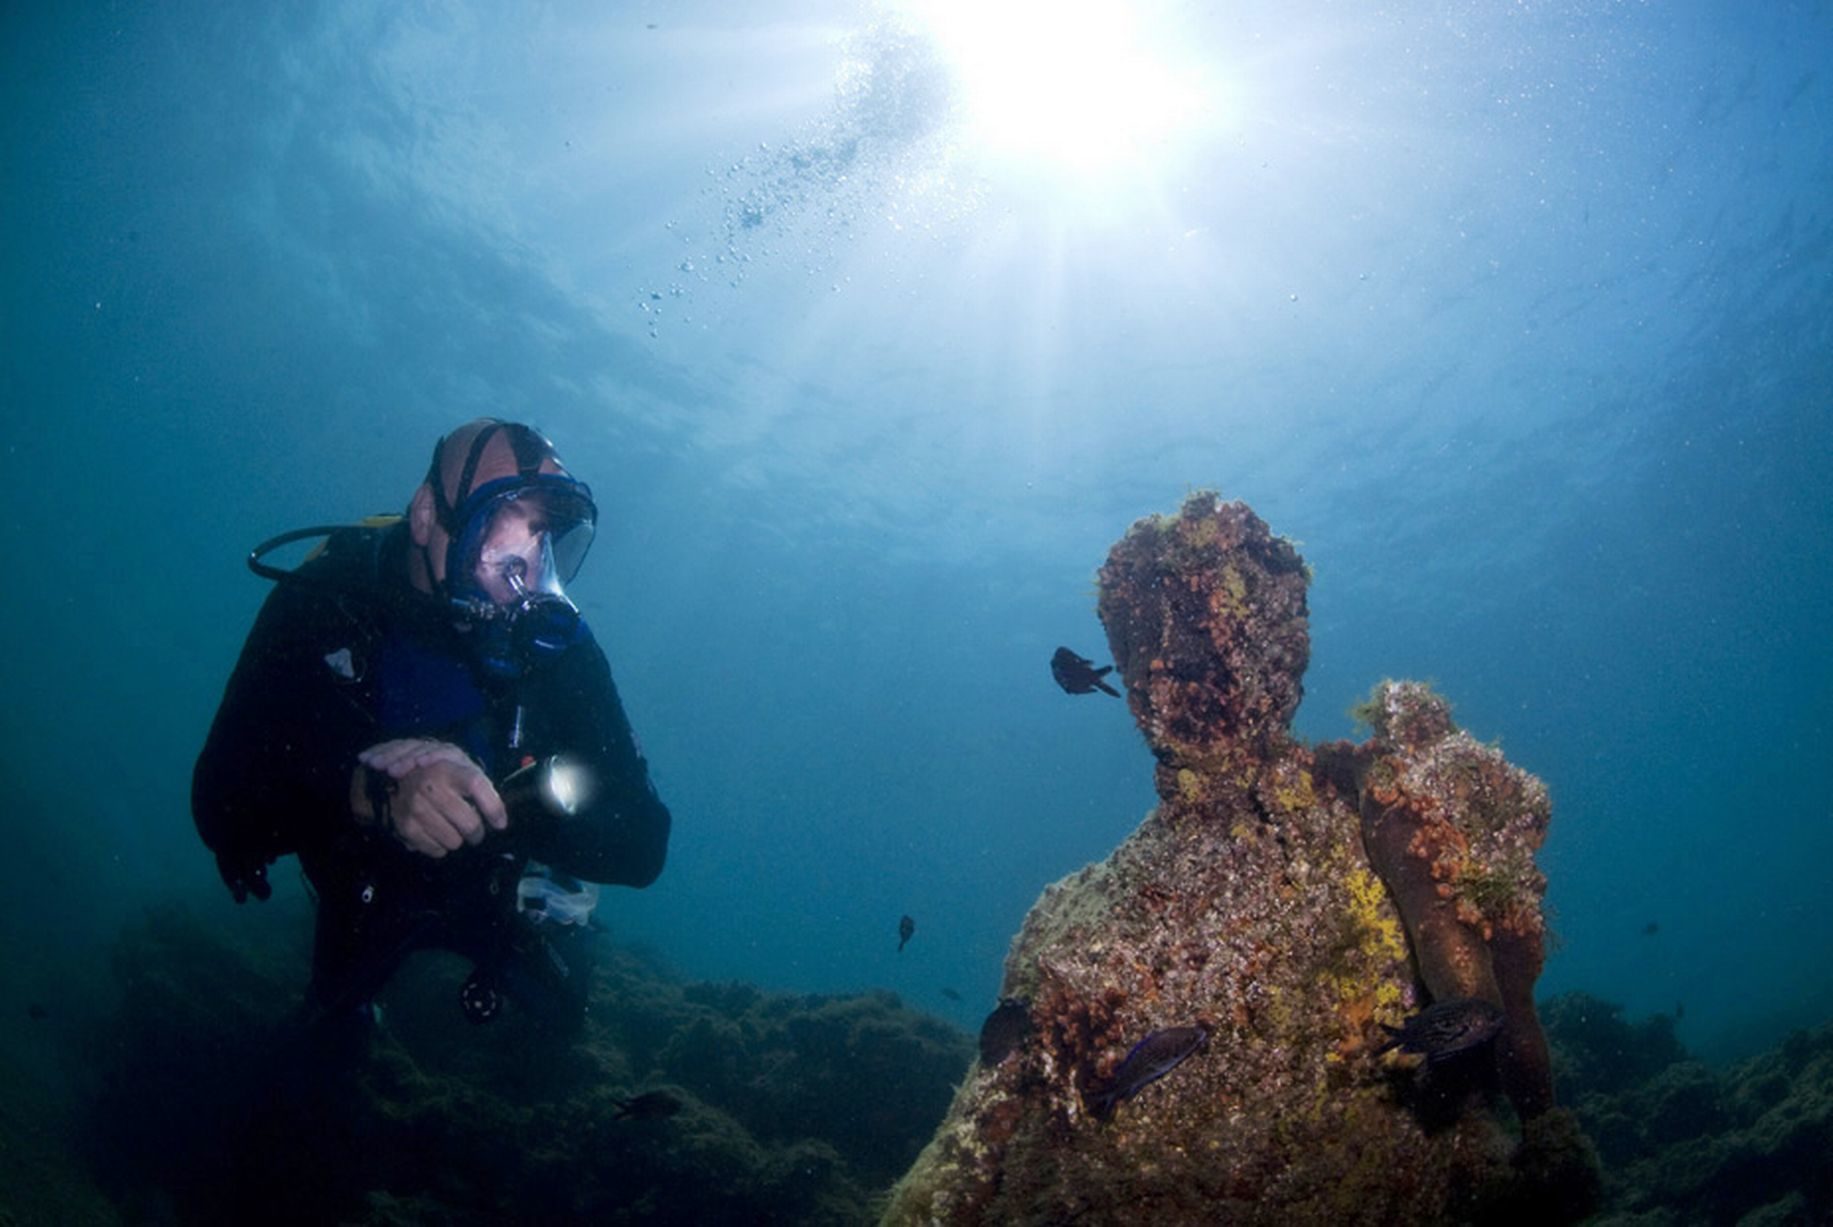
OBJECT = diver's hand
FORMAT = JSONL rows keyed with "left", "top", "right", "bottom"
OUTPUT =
{"left": 359, "top": 737, "right": 477, "bottom": 780}
{"left": 385, "top": 758, "right": 510, "bottom": 859}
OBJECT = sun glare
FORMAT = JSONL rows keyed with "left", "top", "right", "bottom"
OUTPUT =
{"left": 906, "top": 0, "right": 1211, "bottom": 175}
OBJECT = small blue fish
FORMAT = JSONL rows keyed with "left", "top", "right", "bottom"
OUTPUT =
{"left": 1085, "top": 1024, "right": 1208, "bottom": 1120}
{"left": 1051, "top": 647, "right": 1121, "bottom": 698}
{"left": 1374, "top": 997, "right": 1504, "bottom": 1064}
{"left": 979, "top": 998, "right": 1034, "bottom": 1067}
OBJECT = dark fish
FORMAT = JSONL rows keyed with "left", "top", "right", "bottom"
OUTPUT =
{"left": 1085, "top": 1024, "right": 1208, "bottom": 1120}
{"left": 978, "top": 998, "right": 1034, "bottom": 1067}
{"left": 898, "top": 914, "right": 915, "bottom": 952}
{"left": 1642, "top": 921, "right": 1660, "bottom": 937}
{"left": 1051, "top": 646, "right": 1120, "bottom": 698}
{"left": 27, "top": 1003, "right": 47, "bottom": 1021}
{"left": 940, "top": 987, "right": 962, "bottom": 1002}
{"left": 613, "top": 1090, "right": 683, "bottom": 1121}
{"left": 1374, "top": 997, "right": 1504, "bottom": 1064}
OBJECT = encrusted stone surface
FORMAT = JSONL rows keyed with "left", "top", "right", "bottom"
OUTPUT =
{"left": 883, "top": 493, "right": 1595, "bottom": 1225}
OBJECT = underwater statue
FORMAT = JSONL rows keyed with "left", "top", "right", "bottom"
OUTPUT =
{"left": 883, "top": 492, "right": 1599, "bottom": 1225}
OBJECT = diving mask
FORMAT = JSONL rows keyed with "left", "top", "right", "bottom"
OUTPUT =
{"left": 444, "top": 477, "right": 597, "bottom": 674}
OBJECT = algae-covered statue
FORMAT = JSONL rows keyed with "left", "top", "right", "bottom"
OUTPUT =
{"left": 883, "top": 493, "right": 1599, "bottom": 1226}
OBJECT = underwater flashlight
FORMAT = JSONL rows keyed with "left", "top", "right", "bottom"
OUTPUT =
{"left": 498, "top": 755, "right": 590, "bottom": 832}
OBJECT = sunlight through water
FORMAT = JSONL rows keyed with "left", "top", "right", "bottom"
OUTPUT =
{"left": 901, "top": 0, "right": 1216, "bottom": 175}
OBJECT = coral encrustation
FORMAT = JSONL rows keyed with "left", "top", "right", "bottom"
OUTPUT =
{"left": 882, "top": 492, "right": 1594, "bottom": 1225}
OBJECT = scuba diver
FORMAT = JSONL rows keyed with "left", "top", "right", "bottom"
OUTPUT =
{"left": 193, "top": 419, "right": 671, "bottom": 1047}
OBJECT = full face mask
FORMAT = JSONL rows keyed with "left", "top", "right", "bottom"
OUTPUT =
{"left": 428, "top": 423, "right": 598, "bottom": 678}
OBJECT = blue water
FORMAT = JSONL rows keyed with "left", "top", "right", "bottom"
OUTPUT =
{"left": 2, "top": 0, "right": 1829, "bottom": 1075}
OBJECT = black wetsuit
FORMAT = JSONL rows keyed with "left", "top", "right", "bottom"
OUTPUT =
{"left": 192, "top": 521, "right": 670, "bottom": 1029}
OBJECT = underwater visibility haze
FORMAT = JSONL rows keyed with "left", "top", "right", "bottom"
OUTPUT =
{"left": 2, "top": 0, "right": 1831, "bottom": 1220}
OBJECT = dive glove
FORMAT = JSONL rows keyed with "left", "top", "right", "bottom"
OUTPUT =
{"left": 216, "top": 851, "right": 273, "bottom": 903}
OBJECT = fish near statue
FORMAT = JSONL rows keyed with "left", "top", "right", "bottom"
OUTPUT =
{"left": 1051, "top": 647, "right": 1121, "bottom": 697}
